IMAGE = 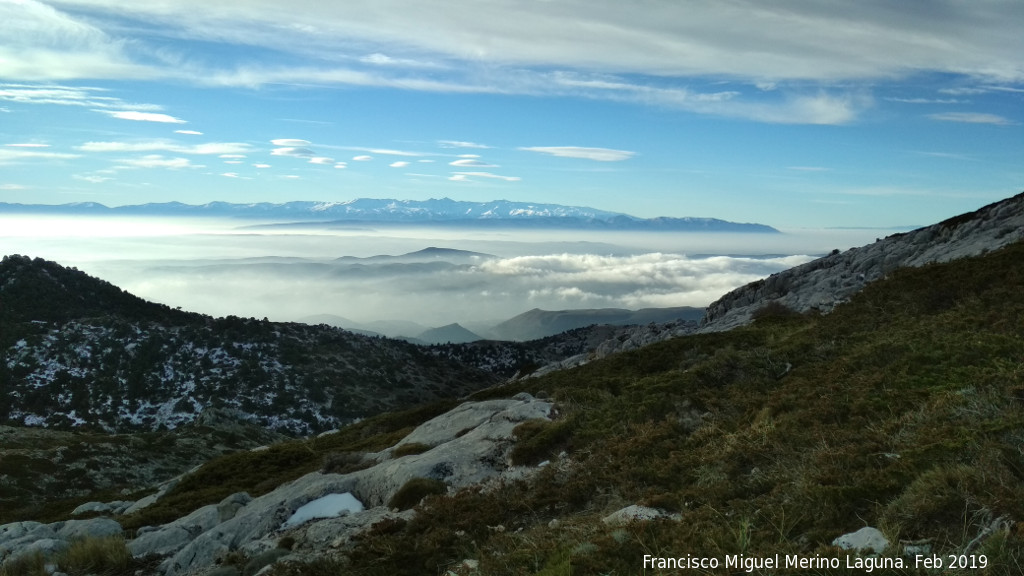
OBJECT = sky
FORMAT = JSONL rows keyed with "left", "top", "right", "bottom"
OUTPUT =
{"left": 1, "top": 1, "right": 1023, "bottom": 228}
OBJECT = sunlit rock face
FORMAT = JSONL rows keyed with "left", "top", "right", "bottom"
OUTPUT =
{"left": 700, "top": 192, "right": 1024, "bottom": 332}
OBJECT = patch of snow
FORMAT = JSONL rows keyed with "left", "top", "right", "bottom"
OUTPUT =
{"left": 282, "top": 493, "right": 364, "bottom": 529}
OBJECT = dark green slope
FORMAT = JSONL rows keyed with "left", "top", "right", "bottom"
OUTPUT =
{"left": 329, "top": 240, "right": 1024, "bottom": 575}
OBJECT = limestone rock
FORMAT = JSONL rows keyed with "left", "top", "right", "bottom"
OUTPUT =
{"left": 833, "top": 526, "right": 889, "bottom": 555}
{"left": 54, "top": 518, "right": 122, "bottom": 541}
{"left": 602, "top": 505, "right": 680, "bottom": 526}
{"left": 701, "top": 193, "right": 1024, "bottom": 333}
{"left": 159, "top": 395, "right": 552, "bottom": 576}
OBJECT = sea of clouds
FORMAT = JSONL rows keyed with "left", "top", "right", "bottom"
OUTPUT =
{"left": 2, "top": 216, "right": 897, "bottom": 329}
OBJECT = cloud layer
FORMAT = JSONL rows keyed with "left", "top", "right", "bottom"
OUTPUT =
{"left": 7, "top": 1, "right": 1021, "bottom": 124}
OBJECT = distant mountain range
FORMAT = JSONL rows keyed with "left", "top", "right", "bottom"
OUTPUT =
{"left": 0, "top": 198, "right": 780, "bottom": 232}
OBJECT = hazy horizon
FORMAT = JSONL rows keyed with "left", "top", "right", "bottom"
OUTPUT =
{"left": 1, "top": 214, "right": 909, "bottom": 329}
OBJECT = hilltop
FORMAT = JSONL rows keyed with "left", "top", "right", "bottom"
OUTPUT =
{"left": 0, "top": 255, "right": 502, "bottom": 435}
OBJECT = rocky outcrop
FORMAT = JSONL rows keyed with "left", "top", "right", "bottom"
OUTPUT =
{"left": 701, "top": 192, "right": 1024, "bottom": 332}
{"left": 0, "top": 518, "right": 122, "bottom": 564}
{"left": 525, "top": 320, "right": 698, "bottom": 378}
{"left": 142, "top": 393, "right": 553, "bottom": 575}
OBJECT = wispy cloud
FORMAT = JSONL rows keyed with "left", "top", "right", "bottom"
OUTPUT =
{"left": 927, "top": 112, "right": 1016, "bottom": 125}
{"left": 885, "top": 97, "right": 962, "bottom": 104}
{"left": 309, "top": 157, "right": 335, "bottom": 165}
{"left": 271, "top": 147, "right": 316, "bottom": 157}
{"left": 78, "top": 140, "right": 252, "bottom": 155}
{"left": 389, "top": 161, "right": 411, "bottom": 168}
{"left": 0, "top": 84, "right": 159, "bottom": 110}
{"left": 449, "top": 171, "right": 520, "bottom": 182}
{"left": 439, "top": 140, "right": 490, "bottom": 149}
{"left": 0, "top": 147, "right": 80, "bottom": 165}
{"left": 271, "top": 139, "right": 312, "bottom": 147}
{"left": 352, "top": 155, "right": 373, "bottom": 161}
{"left": 98, "top": 110, "right": 187, "bottom": 123}
{"left": 450, "top": 158, "right": 497, "bottom": 167}
{"left": 519, "top": 146, "right": 635, "bottom": 162}
{"left": 116, "top": 155, "right": 198, "bottom": 169}
{"left": 175, "top": 129, "right": 203, "bottom": 135}
{"left": 7, "top": 2, "right": 1020, "bottom": 125}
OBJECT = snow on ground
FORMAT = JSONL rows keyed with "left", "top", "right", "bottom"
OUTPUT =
{"left": 282, "top": 493, "right": 365, "bottom": 528}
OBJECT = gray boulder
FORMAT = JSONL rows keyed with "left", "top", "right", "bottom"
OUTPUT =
{"left": 129, "top": 499, "right": 228, "bottom": 558}
{"left": 54, "top": 518, "right": 122, "bottom": 541}
{"left": 833, "top": 526, "right": 889, "bottom": 555}
{"left": 602, "top": 505, "right": 681, "bottom": 526}
{"left": 159, "top": 395, "right": 552, "bottom": 575}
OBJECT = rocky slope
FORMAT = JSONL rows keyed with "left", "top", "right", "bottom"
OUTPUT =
{"left": 0, "top": 393, "right": 555, "bottom": 574}
{"left": 0, "top": 255, "right": 501, "bottom": 435}
{"left": 700, "top": 192, "right": 1024, "bottom": 332}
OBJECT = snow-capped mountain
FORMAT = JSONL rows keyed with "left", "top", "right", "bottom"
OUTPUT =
{"left": 0, "top": 198, "right": 779, "bottom": 232}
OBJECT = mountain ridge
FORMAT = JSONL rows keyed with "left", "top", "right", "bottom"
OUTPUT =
{"left": 0, "top": 199, "right": 780, "bottom": 232}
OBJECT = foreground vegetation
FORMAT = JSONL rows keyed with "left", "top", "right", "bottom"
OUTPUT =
{"left": 326, "top": 240, "right": 1024, "bottom": 575}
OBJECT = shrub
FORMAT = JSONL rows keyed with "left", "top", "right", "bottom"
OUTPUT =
{"left": 388, "top": 477, "right": 447, "bottom": 511}
{"left": 751, "top": 300, "right": 801, "bottom": 322}
{"left": 0, "top": 552, "right": 46, "bottom": 576}
{"left": 510, "top": 417, "right": 574, "bottom": 466}
{"left": 321, "top": 451, "right": 371, "bottom": 475}
{"left": 57, "top": 535, "right": 131, "bottom": 576}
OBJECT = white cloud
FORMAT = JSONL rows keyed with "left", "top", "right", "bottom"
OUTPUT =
{"left": 0, "top": 147, "right": 80, "bottom": 165}
{"left": 519, "top": 146, "right": 635, "bottom": 162}
{"left": 449, "top": 158, "right": 496, "bottom": 167}
{"left": 0, "top": 0, "right": 149, "bottom": 81}
{"left": 2, "top": 1, "right": 1020, "bottom": 127}
{"left": 117, "top": 155, "right": 197, "bottom": 169}
{"left": 364, "top": 148, "right": 424, "bottom": 156}
{"left": 389, "top": 161, "right": 410, "bottom": 168}
{"left": 449, "top": 171, "right": 520, "bottom": 182}
{"left": 100, "top": 110, "right": 187, "bottom": 123}
{"left": 927, "top": 112, "right": 1016, "bottom": 125}
{"left": 0, "top": 183, "right": 27, "bottom": 190}
{"left": 439, "top": 140, "right": 490, "bottom": 149}
{"left": 0, "top": 83, "right": 160, "bottom": 110}
{"left": 73, "top": 174, "right": 113, "bottom": 183}
{"left": 5, "top": 143, "right": 50, "bottom": 148}
{"left": 176, "top": 129, "right": 203, "bottom": 135}
{"left": 271, "top": 139, "right": 312, "bottom": 146}
{"left": 220, "top": 154, "right": 246, "bottom": 158}
{"left": 78, "top": 140, "right": 252, "bottom": 155}
{"left": 272, "top": 147, "right": 316, "bottom": 157}
{"left": 352, "top": 155, "right": 373, "bottom": 161}
{"left": 309, "top": 156, "right": 335, "bottom": 164}
{"left": 253, "top": 163, "right": 271, "bottom": 168}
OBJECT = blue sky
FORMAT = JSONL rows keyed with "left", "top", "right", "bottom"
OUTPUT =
{"left": 1, "top": 0, "right": 1022, "bottom": 228}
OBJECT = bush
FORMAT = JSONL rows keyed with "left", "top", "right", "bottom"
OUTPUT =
{"left": 511, "top": 418, "right": 575, "bottom": 466}
{"left": 388, "top": 478, "right": 447, "bottom": 511}
{"left": 0, "top": 552, "right": 46, "bottom": 576}
{"left": 321, "top": 451, "right": 371, "bottom": 475}
{"left": 58, "top": 535, "right": 131, "bottom": 576}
